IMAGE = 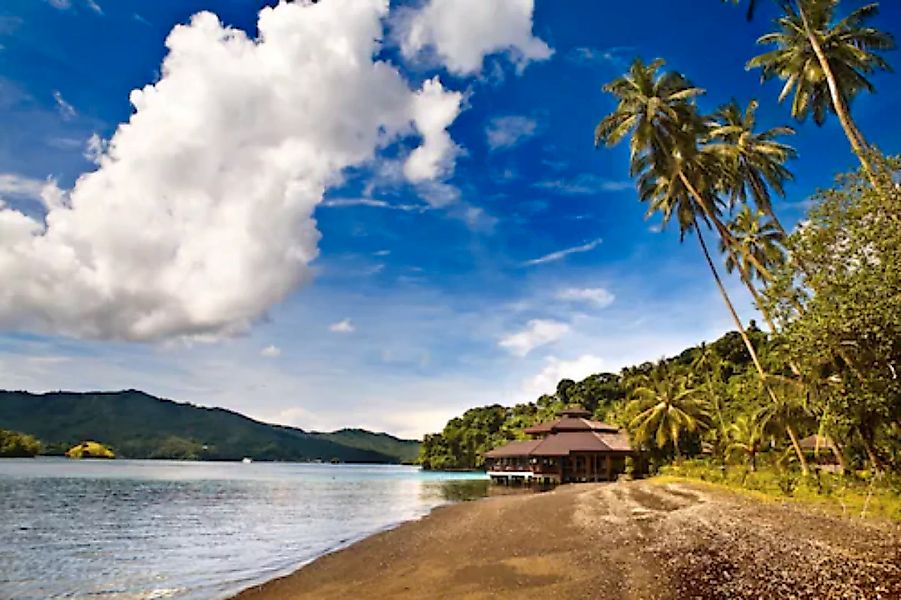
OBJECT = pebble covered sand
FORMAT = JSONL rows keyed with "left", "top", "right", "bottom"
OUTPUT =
{"left": 234, "top": 480, "right": 901, "bottom": 599}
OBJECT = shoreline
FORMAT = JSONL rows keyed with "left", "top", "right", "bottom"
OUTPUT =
{"left": 232, "top": 479, "right": 901, "bottom": 600}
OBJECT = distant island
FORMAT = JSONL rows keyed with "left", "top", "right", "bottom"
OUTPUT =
{"left": 0, "top": 390, "right": 419, "bottom": 463}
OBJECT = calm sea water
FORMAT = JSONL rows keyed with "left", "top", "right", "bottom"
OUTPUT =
{"left": 0, "top": 458, "right": 489, "bottom": 599}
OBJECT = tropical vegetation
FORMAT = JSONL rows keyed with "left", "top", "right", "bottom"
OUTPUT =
{"left": 422, "top": 0, "right": 899, "bottom": 509}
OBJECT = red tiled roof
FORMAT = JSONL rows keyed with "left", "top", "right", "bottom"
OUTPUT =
{"left": 483, "top": 439, "right": 542, "bottom": 458}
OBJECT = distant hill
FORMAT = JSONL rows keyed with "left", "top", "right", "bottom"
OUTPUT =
{"left": 0, "top": 390, "right": 420, "bottom": 463}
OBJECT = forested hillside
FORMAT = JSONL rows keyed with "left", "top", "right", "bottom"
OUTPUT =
{"left": 0, "top": 390, "right": 419, "bottom": 463}
{"left": 419, "top": 327, "right": 765, "bottom": 470}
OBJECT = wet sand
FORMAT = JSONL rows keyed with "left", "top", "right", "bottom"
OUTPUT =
{"left": 233, "top": 480, "right": 901, "bottom": 600}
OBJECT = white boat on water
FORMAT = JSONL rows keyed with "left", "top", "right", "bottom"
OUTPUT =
{"left": 242, "top": 457, "right": 252, "bottom": 464}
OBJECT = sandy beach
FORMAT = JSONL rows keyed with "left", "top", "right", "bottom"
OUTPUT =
{"left": 233, "top": 479, "right": 901, "bottom": 599}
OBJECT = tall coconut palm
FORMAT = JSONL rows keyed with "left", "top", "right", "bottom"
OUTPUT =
{"left": 597, "top": 59, "right": 808, "bottom": 471}
{"left": 747, "top": 0, "right": 895, "bottom": 185}
{"left": 705, "top": 99, "right": 796, "bottom": 235}
{"left": 627, "top": 365, "right": 710, "bottom": 459}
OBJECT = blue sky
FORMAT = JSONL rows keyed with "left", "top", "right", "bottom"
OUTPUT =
{"left": 0, "top": 0, "right": 898, "bottom": 438}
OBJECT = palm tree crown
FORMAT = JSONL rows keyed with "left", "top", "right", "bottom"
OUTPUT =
{"left": 705, "top": 99, "right": 797, "bottom": 220}
{"left": 747, "top": 1, "right": 894, "bottom": 126}
{"left": 595, "top": 58, "right": 704, "bottom": 179}
{"left": 627, "top": 364, "right": 710, "bottom": 456}
{"left": 720, "top": 206, "right": 786, "bottom": 282}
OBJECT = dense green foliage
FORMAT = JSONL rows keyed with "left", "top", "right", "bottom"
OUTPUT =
{"left": 0, "top": 390, "right": 419, "bottom": 463}
{"left": 0, "top": 428, "right": 41, "bottom": 457}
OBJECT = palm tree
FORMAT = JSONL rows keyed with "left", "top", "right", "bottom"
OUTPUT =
{"left": 718, "top": 206, "right": 790, "bottom": 333}
{"left": 728, "top": 413, "right": 768, "bottom": 471}
{"left": 721, "top": 206, "right": 785, "bottom": 284}
{"left": 596, "top": 59, "right": 775, "bottom": 392}
{"left": 757, "top": 380, "right": 812, "bottom": 474}
{"left": 627, "top": 365, "right": 710, "bottom": 459}
{"left": 747, "top": 0, "right": 895, "bottom": 186}
{"left": 705, "top": 99, "right": 796, "bottom": 235}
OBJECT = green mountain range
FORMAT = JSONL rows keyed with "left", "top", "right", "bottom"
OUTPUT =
{"left": 0, "top": 390, "right": 419, "bottom": 463}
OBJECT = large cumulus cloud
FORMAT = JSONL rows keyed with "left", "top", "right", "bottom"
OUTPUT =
{"left": 0, "top": 0, "right": 464, "bottom": 341}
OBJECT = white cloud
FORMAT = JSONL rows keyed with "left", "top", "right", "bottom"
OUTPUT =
{"left": 329, "top": 319, "right": 356, "bottom": 334}
{"left": 523, "top": 239, "right": 603, "bottom": 266}
{"left": 86, "top": 0, "right": 103, "bottom": 15}
{"left": 402, "top": 77, "right": 462, "bottom": 182}
{"left": 499, "top": 319, "right": 569, "bottom": 357}
{"left": 523, "top": 354, "right": 605, "bottom": 397}
{"left": 557, "top": 287, "right": 615, "bottom": 308}
{"left": 260, "top": 344, "right": 281, "bottom": 358}
{"left": 46, "top": 0, "right": 71, "bottom": 9}
{"left": 485, "top": 115, "right": 537, "bottom": 150}
{"left": 0, "top": 1, "right": 466, "bottom": 342}
{"left": 397, "top": 0, "right": 552, "bottom": 76}
{"left": 52, "top": 90, "right": 76, "bottom": 120}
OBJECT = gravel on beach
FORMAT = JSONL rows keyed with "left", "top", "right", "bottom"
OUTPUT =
{"left": 233, "top": 479, "right": 901, "bottom": 600}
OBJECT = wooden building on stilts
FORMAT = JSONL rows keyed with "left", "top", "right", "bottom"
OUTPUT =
{"left": 483, "top": 407, "right": 633, "bottom": 485}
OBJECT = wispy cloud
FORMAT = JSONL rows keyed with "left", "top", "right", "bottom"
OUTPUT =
{"left": 329, "top": 318, "right": 356, "bottom": 334}
{"left": 0, "top": 173, "right": 47, "bottom": 200}
{"left": 533, "top": 173, "right": 632, "bottom": 195}
{"left": 523, "top": 354, "right": 605, "bottom": 397}
{"left": 485, "top": 115, "right": 538, "bottom": 151}
{"left": 321, "top": 197, "right": 429, "bottom": 212}
{"left": 260, "top": 344, "right": 281, "bottom": 358}
{"left": 523, "top": 238, "right": 603, "bottom": 266}
{"left": 499, "top": 319, "right": 570, "bottom": 357}
{"left": 557, "top": 287, "right": 615, "bottom": 308}
{"left": 52, "top": 90, "right": 76, "bottom": 120}
{"left": 85, "top": 0, "right": 103, "bottom": 15}
{"left": 567, "top": 46, "right": 636, "bottom": 69}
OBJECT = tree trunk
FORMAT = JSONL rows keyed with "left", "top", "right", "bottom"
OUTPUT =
{"left": 858, "top": 426, "right": 884, "bottom": 473}
{"left": 681, "top": 172, "right": 811, "bottom": 475}
{"left": 694, "top": 220, "right": 811, "bottom": 476}
{"left": 693, "top": 225, "right": 768, "bottom": 387}
{"left": 797, "top": 2, "right": 880, "bottom": 189}
{"left": 785, "top": 424, "right": 810, "bottom": 476}
{"left": 826, "top": 434, "right": 847, "bottom": 474}
{"left": 750, "top": 451, "right": 757, "bottom": 472}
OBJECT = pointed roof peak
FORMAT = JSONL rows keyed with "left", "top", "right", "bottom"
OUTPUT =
{"left": 558, "top": 405, "right": 591, "bottom": 418}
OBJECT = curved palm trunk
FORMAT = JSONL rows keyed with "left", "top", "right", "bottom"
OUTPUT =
{"left": 690, "top": 211, "right": 811, "bottom": 476}
{"left": 785, "top": 423, "right": 808, "bottom": 474}
{"left": 797, "top": 2, "right": 880, "bottom": 189}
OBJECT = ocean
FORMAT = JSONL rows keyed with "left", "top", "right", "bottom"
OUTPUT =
{"left": 0, "top": 458, "right": 489, "bottom": 599}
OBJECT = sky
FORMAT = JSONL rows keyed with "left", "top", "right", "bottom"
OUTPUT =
{"left": 0, "top": 0, "right": 898, "bottom": 439}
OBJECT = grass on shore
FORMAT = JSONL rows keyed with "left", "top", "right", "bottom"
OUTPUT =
{"left": 653, "top": 460, "right": 901, "bottom": 522}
